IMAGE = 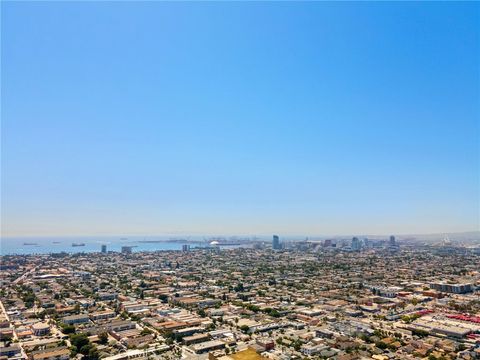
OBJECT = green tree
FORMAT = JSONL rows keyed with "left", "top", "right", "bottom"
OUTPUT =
{"left": 376, "top": 341, "right": 388, "bottom": 350}
{"left": 140, "top": 328, "right": 152, "bottom": 336}
{"left": 70, "top": 333, "right": 89, "bottom": 349}
{"left": 98, "top": 332, "right": 108, "bottom": 344}
{"left": 61, "top": 324, "right": 76, "bottom": 334}
{"left": 85, "top": 345, "right": 100, "bottom": 360}
{"left": 240, "top": 325, "right": 249, "bottom": 333}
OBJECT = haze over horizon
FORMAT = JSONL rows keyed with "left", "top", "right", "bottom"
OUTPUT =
{"left": 2, "top": 231, "right": 480, "bottom": 241}
{"left": 2, "top": 2, "right": 479, "bottom": 237}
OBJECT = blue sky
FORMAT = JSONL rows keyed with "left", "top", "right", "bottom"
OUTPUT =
{"left": 2, "top": 2, "right": 479, "bottom": 237}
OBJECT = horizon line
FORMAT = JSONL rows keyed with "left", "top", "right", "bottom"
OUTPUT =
{"left": 1, "top": 229, "right": 479, "bottom": 239}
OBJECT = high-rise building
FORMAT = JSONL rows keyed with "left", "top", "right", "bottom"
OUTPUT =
{"left": 101, "top": 245, "right": 107, "bottom": 253}
{"left": 389, "top": 235, "right": 396, "bottom": 247}
{"left": 182, "top": 244, "right": 190, "bottom": 252}
{"left": 272, "top": 235, "right": 280, "bottom": 250}
{"left": 351, "top": 237, "right": 361, "bottom": 251}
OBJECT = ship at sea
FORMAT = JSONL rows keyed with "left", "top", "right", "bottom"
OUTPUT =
{"left": 72, "top": 243, "right": 85, "bottom": 247}
{"left": 23, "top": 242, "right": 38, "bottom": 246}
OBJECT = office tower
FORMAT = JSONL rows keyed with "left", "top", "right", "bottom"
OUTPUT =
{"left": 272, "top": 235, "right": 280, "bottom": 250}
{"left": 351, "top": 237, "right": 361, "bottom": 251}
{"left": 324, "top": 239, "right": 332, "bottom": 247}
{"left": 389, "top": 235, "right": 396, "bottom": 247}
{"left": 101, "top": 245, "right": 107, "bottom": 253}
{"left": 182, "top": 244, "right": 190, "bottom": 252}
{"left": 364, "top": 238, "right": 370, "bottom": 248}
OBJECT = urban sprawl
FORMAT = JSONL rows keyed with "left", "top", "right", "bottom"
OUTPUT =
{"left": 1, "top": 236, "right": 479, "bottom": 360}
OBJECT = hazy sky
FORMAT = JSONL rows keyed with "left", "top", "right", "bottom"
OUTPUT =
{"left": 2, "top": 2, "right": 479, "bottom": 237}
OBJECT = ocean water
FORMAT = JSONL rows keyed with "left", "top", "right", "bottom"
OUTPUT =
{"left": 0, "top": 236, "right": 208, "bottom": 255}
